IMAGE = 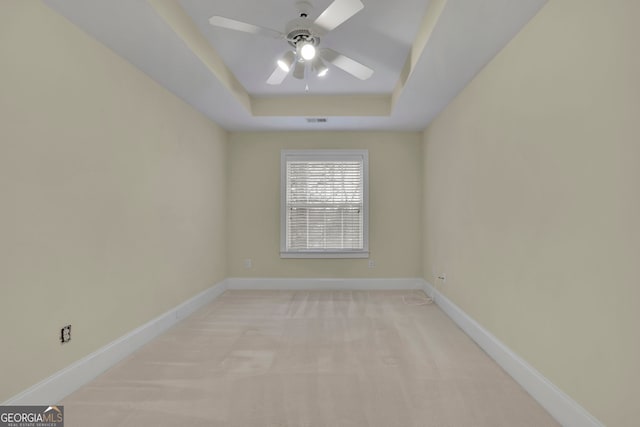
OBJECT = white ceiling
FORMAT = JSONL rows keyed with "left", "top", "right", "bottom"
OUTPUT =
{"left": 43, "top": 0, "right": 547, "bottom": 132}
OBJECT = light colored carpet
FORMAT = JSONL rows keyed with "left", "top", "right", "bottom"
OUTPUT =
{"left": 62, "top": 290, "right": 559, "bottom": 426}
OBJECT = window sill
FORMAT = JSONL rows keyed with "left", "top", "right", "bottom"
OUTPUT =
{"left": 280, "top": 251, "right": 369, "bottom": 259}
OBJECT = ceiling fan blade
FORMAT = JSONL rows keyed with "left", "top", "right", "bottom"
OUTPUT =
{"left": 320, "top": 48, "right": 373, "bottom": 80}
{"left": 266, "top": 66, "right": 288, "bottom": 85}
{"left": 314, "top": 0, "right": 364, "bottom": 32}
{"left": 293, "top": 60, "right": 305, "bottom": 80}
{"left": 208, "top": 16, "right": 283, "bottom": 39}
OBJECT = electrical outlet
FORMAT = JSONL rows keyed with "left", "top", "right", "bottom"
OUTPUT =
{"left": 368, "top": 259, "right": 375, "bottom": 268}
{"left": 60, "top": 325, "right": 71, "bottom": 344}
{"left": 243, "top": 258, "right": 252, "bottom": 269}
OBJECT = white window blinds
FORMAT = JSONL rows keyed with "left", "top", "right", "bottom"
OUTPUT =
{"left": 281, "top": 150, "right": 369, "bottom": 258}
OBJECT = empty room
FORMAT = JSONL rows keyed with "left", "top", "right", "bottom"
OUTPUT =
{"left": 1, "top": 0, "right": 637, "bottom": 426}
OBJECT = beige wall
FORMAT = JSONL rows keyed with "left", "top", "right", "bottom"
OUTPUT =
{"left": 0, "top": 1, "right": 227, "bottom": 401}
{"left": 422, "top": 1, "right": 639, "bottom": 425}
{"left": 228, "top": 132, "right": 422, "bottom": 278}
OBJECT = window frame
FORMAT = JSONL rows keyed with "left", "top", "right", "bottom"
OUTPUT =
{"left": 280, "top": 149, "right": 369, "bottom": 259}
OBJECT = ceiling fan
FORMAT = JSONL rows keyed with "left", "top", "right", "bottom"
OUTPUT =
{"left": 209, "top": 0, "right": 374, "bottom": 85}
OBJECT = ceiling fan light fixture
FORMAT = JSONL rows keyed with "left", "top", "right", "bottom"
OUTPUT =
{"left": 277, "top": 51, "right": 295, "bottom": 72}
{"left": 312, "top": 57, "right": 329, "bottom": 77}
{"left": 299, "top": 41, "right": 316, "bottom": 61}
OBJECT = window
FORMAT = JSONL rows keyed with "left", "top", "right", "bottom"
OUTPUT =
{"left": 281, "top": 150, "right": 369, "bottom": 258}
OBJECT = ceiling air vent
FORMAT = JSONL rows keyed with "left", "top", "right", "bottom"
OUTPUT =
{"left": 306, "top": 118, "right": 328, "bottom": 123}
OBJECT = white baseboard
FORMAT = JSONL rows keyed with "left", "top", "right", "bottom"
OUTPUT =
{"left": 226, "top": 277, "right": 425, "bottom": 290}
{"left": 3, "top": 280, "right": 228, "bottom": 406}
{"left": 421, "top": 281, "right": 603, "bottom": 427}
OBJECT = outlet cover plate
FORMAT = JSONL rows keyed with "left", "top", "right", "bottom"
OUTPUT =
{"left": 60, "top": 325, "right": 71, "bottom": 344}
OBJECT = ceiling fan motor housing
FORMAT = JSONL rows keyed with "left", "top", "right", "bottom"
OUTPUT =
{"left": 285, "top": 17, "right": 320, "bottom": 48}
